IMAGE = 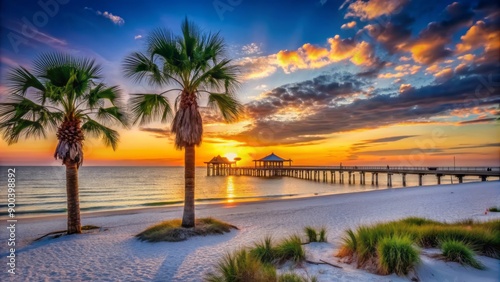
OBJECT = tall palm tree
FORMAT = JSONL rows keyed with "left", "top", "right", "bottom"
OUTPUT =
{"left": 123, "top": 18, "right": 242, "bottom": 228}
{"left": 0, "top": 53, "right": 128, "bottom": 234}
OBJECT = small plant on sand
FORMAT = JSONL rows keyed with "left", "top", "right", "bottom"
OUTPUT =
{"left": 336, "top": 229, "right": 357, "bottom": 258}
{"left": 488, "top": 206, "right": 500, "bottom": 212}
{"left": 441, "top": 240, "right": 485, "bottom": 269}
{"left": 377, "top": 235, "right": 420, "bottom": 275}
{"left": 304, "top": 227, "right": 318, "bottom": 243}
{"left": 205, "top": 249, "right": 276, "bottom": 282}
{"left": 278, "top": 273, "right": 318, "bottom": 282}
{"left": 250, "top": 236, "right": 276, "bottom": 265}
{"left": 318, "top": 227, "right": 327, "bottom": 242}
{"left": 304, "top": 227, "right": 328, "bottom": 243}
{"left": 137, "top": 217, "right": 237, "bottom": 242}
{"left": 275, "top": 235, "right": 305, "bottom": 263}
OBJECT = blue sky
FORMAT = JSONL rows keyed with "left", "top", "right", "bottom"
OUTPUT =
{"left": 0, "top": 0, "right": 499, "bottom": 166}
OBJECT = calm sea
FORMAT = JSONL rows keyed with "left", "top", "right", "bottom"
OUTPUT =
{"left": 0, "top": 166, "right": 488, "bottom": 217}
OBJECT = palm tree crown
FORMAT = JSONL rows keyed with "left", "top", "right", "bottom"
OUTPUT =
{"left": 123, "top": 18, "right": 242, "bottom": 227}
{"left": 0, "top": 53, "right": 128, "bottom": 166}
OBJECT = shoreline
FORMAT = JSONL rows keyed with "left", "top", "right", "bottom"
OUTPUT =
{"left": 8, "top": 180, "right": 499, "bottom": 223}
{"left": 2, "top": 181, "right": 499, "bottom": 281}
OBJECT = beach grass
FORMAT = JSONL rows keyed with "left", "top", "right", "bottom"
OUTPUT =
{"left": 250, "top": 236, "right": 276, "bottom": 265}
{"left": 205, "top": 249, "right": 276, "bottom": 282}
{"left": 377, "top": 235, "right": 420, "bottom": 275}
{"left": 274, "top": 235, "right": 306, "bottom": 264}
{"left": 136, "top": 217, "right": 238, "bottom": 242}
{"left": 304, "top": 227, "right": 318, "bottom": 243}
{"left": 278, "top": 273, "right": 318, "bottom": 282}
{"left": 337, "top": 217, "right": 500, "bottom": 275}
{"left": 488, "top": 206, "right": 500, "bottom": 212}
{"left": 304, "top": 226, "right": 327, "bottom": 243}
{"left": 441, "top": 240, "right": 485, "bottom": 269}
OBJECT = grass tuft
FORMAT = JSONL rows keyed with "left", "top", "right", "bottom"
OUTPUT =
{"left": 336, "top": 228, "right": 357, "bottom": 258}
{"left": 488, "top": 206, "right": 500, "bottom": 212}
{"left": 318, "top": 227, "right": 327, "bottom": 242}
{"left": 205, "top": 249, "right": 276, "bottom": 282}
{"left": 136, "top": 217, "right": 237, "bottom": 242}
{"left": 274, "top": 235, "right": 305, "bottom": 264}
{"left": 278, "top": 273, "right": 317, "bottom": 282}
{"left": 441, "top": 240, "right": 485, "bottom": 269}
{"left": 377, "top": 235, "right": 420, "bottom": 275}
{"left": 304, "top": 226, "right": 318, "bottom": 243}
{"left": 250, "top": 236, "right": 276, "bottom": 265}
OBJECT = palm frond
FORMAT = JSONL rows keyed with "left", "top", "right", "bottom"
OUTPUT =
{"left": 0, "top": 118, "right": 48, "bottom": 145}
{"left": 95, "top": 106, "right": 129, "bottom": 127}
{"left": 81, "top": 117, "right": 120, "bottom": 150}
{"left": 85, "top": 84, "right": 122, "bottom": 108}
{"left": 128, "top": 94, "right": 172, "bottom": 125}
{"left": 207, "top": 93, "right": 243, "bottom": 123}
{"left": 7, "top": 66, "right": 45, "bottom": 95}
{"left": 0, "top": 95, "right": 62, "bottom": 137}
{"left": 123, "top": 52, "right": 164, "bottom": 86}
{"left": 192, "top": 59, "right": 240, "bottom": 94}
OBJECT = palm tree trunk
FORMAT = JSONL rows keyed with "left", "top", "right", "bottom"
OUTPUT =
{"left": 65, "top": 160, "right": 81, "bottom": 234}
{"left": 182, "top": 145, "right": 196, "bottom": 228}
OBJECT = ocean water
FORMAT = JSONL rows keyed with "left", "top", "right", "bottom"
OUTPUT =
{"left": 0, "top": 166, "right": 492, "bottom": 217}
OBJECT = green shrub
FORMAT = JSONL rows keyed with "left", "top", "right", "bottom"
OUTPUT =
{"left": 137, "top": 218, "right": 237, "bottom": 242}
{"left": 205, "top": 250, "right": 276, "bottom": 282}
{"left": 278, "top": 273, "right": 317, "bottom": 282}
{"left": 377, "top": 235, "right": 420, "bottom": 276}
{"left": 441, "top": 240, "right": 485, "bottom": 269}
{"left": 318, "top": 227, "right": 327, "bottom": 243}
{"left": 275, "top": 235, "right": 305, "bottom": 263}
{"left": 304, "top": 227, "right": 318, "bottom": 243}
{"left": 488, "top": 207, "right": 500, "bottom": 212}
{"left": 337, "top": 229, "right": 357, "bottom": 257}
{"left": 250, "top": 236, "right": 276, "bottom": 265}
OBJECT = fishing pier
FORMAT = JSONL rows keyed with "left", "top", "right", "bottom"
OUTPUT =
{"left": 205, "top": 153, "right": 500, "bottom": 186}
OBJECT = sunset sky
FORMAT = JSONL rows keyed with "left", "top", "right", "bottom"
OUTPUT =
{"left": 0, "top": 0, "right": 499, "bottom": 167}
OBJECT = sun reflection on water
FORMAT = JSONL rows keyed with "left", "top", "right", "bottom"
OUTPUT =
{"left": 226, "top": 176, "right": 235, "bottom": 203}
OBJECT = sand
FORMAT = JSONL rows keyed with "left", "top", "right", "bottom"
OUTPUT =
{"left": 1, "top": 181, "right": 499, "bottom": 281}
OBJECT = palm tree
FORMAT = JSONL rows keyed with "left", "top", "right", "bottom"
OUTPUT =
{"left": 123, "top": 18, "right": 242, "bottom": 228}
{"left": 0, "top": 53, "right": 128, "bottom": 234}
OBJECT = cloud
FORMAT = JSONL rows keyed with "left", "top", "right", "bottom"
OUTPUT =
{"left": 341, "top": 21, "right": 357, "bottom": 29}
{"left": 343, "top": 0, "right": 409, "bottom": 20}
{"left": 407, "top": 2, "right": 473, "bottom": 64}
{"left": 448, "top": 142, "right": 500, "bottom": 150}
{"left": 86, "top": 7, "right": 125, "bottom": 25}
{"left": 456, "top": 20, "right": 500, "bottom": 62}
{"left": 235, "top": 55, "right": 278, "bottom": 80}
{"left": 399, "top": 84, "right": 413, "bottom": 93}
{"left": 362, "top": 13, "right": 413, "bottom": 54}
{"left": 459, "top": 118, "right": 496, "bottom": 124}
{"left": 222, "top": 61, "right": 500, "bottom": 146}
{"left": 276, "top": 35, "right": 379, "bottom": 73}
{"left": 242, "top": 43, "right": 263, "bottom": 55}
{"left": 134, "top": 35, "right": 143, "bottom": 40}
{"left": 139, "top": 127, "right": 170, "bottom": 138}
{"left": 434, "top": 68, "right": 454, "bottom": 80}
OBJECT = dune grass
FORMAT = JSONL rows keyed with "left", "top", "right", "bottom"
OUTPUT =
{"left": 337, "top": 217, "right": 499, "bottom": 275}
{"left": 250, "top": 236, "right": 276, "bottom": 265}
{"left": 136, "top": 217, "right": 238, "bottom": 242}
{"left": 304, "top": 227, "right": 318, "bottom": 243}
{"left": 488, "top": 206, "right": 500, "bottom": 212}
{"left": 377, "top": 235, "right": 420, "bottom": 275}
{"left": 304, "top": 226, "right": 328, "bottom": 243}
{"left": 441, "top": 240, "right": 485, "bottom": 269}
{"left": 278, "top": 273, "right": 318, "bottom": 282}
{"left": 206, "top": 234, "right": 308, "bottom": 281}
{"left": 205, "top": 249, "right": 276, "bottom": 282}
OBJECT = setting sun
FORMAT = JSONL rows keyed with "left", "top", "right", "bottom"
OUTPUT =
{"left": 224, "top": 153, "right": 238, "bottom": 162}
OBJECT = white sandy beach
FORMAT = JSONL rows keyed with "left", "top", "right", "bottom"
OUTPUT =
{"left": 1, "top": 181, "right": 499, "bottom": 281}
